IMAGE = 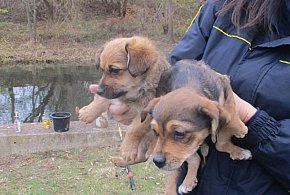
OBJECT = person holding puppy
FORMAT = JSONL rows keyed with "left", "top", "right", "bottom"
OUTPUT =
{"left": 108, "top": 0, "right": 290, "bottom": 194}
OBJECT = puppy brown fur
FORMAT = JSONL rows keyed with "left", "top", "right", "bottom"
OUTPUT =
{"left": 97, "top": 36, "right": 169, "bottom": 109}
{"left": 76, "top": 94, "right": 110, "bottom": 124}
{"left": 142, "top": 59, "right": 252, "bottom": 194}
{"left": 77, "top": 36, "right": 170, "bottom": 165}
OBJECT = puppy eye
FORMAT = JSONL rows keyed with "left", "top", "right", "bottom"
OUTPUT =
{"left": 109, "top": 66, "right": 121, "bottom": 75}
{"left": 152, "top": 129, "right": 159, "bottom": 136}
{"left": 150, "top": 124, "right": 159, "bottom": 136}
{"left": 174, "top": 131, "right": 185, "bottom": 140}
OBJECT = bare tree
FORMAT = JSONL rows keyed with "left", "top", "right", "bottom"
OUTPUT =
{"left": 120, "top": 0, "right": 128, "bottom": 17}
{"left": 22, "top": 0, "right": 37, "bottom": 42}
{"left": 165, "top": 0, "right": 174, "bottom": 43}
{"left": 42, "top": 0, "right": 53, "bottom": 21}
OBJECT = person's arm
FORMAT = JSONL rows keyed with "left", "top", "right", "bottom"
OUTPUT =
{"left": 234, "top": 94, "right": 290, "bottom": 189}
{"left": 169, "top": 1, "right": 217, "bottom": 65}
{"left": 245, "top": 110, "right": 290, "bottom": 189}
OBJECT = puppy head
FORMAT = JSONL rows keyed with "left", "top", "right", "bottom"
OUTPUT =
{"left": 145, "top": 87, "right": 230, "bottom": 170}
{"left": 95, "top": 36, "right": 158, "bottom": 99}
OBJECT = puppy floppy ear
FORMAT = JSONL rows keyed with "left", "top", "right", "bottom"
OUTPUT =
{"left": 141, "top": 98, "right": 160, "bottom": 123}
{"left": 95, "top": 46, "right": 104, "bottom": 69}
{"left": 198, "top": 100, "right": 231, "bottom": 143}
{"left": 125, "top": 37, "right": 155, "bottom": 77}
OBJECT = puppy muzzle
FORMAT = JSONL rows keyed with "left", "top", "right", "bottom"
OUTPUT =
{"left": 96, "top": 86, "right": 127, "bottom": 99}
{"left": 153, "top": 153, "right": 166, "bottom": 168}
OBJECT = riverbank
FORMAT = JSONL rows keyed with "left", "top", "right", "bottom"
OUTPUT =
{"left": 0, "top": 39, "right": 97, "bottom": 65}
{"left": 0, "top": 20, "right": 110, "bottom": 65}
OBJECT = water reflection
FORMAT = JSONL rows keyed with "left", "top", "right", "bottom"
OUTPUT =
{"left": 0, "top": 64, "right": 101, "bottom": 125}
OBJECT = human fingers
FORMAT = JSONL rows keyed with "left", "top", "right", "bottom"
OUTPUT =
{"left": 89, "top": 84, "right": 99, "bottom": 94}
{"left": 109, "top": 102, "right": 130, "bottom": 115}
{"left": 112, "top": 115, "right": 132, "bottom": 125}
{"left": 233, "top": 92, "right": 257, "bottom": 123}
{"left": 108, "top": 103, "right": 136, "bottom": 125}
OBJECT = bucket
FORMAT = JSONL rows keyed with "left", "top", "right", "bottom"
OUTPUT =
{"left": 50, "top": 112, "right": 71, "bottom": 132}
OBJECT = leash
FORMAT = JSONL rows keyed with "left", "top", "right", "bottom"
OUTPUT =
{"left": 117, "top": 124, "right": 136, "bottom": 190}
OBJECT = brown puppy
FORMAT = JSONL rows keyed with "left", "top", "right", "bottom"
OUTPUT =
{"left": 77, "top": 36, "right": 170, "bottom": 165}
{"left": 141, "top": 59, "right": 252, "bottom": 194}
{"left": 96, "top": 36, "right": 169, "bottom": 109}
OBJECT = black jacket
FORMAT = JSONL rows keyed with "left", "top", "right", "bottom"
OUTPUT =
{"left": 169, "top": 0, "right": 290, "bottom": 194}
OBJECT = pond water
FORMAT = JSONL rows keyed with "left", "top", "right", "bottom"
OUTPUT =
{"left": 0, "top": 64, "right": 101, "bottom": 125}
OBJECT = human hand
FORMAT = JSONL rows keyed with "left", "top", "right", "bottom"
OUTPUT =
{"left": 76, "top": 84, "right": 110, "bottom": 124}
{"left": 89, "top": 84, "right": 98, "bottom": 94}
{"left": 108, "top": 100, "right": 137, "bottom": 125}
{"left": 88, "top": 84, "right": 136, "bottom": 125}
{"left": 233, "top": 93, "right": 257, "bottom": 123}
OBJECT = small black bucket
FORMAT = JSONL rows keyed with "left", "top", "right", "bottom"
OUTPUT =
{"left": 50, "top": 112, "right": 71, "bottom": 132}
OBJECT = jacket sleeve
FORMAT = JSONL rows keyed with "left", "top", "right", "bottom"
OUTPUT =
{"left": 169, "top": 1, "right": 216, "bottom": 65}
{"left": 245, "top": 109, "right": 290, "bottom": 189}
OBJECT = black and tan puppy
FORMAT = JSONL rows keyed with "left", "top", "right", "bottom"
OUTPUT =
{"left": 142, "top": 59, "right": 252, "bottom": 194}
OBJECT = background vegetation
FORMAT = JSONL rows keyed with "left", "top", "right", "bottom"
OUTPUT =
{"left": 0, "top": 0, "right": 204, "bottom": 64}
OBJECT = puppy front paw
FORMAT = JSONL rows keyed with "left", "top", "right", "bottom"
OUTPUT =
{"left": 234, "top": 126, "right": 248, "bottom": 138}
{"left": 76, "top": 95, "right": 110, "bottom": 124}
{"left": 178, "top": 177, "right": 198, "bottom": 194}
{"left": 111, "top": 156, "right": 127, "bottom": 167}
{"left": 230, "top": 149, "right": 252, "bottom": 160}
{"left": 120, "top": 145, "right": 138, "bottom": 164}
{"left": 76, "top": 106, "right": 99, "bottom": 124}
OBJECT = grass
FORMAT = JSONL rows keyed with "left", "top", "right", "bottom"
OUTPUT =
{"left": 0, "top": 146, "right": 166, "bottom": 195}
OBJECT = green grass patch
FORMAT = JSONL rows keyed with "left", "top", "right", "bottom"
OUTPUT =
{"left": 0, "top": 147, "right": 166, "bottom": 195}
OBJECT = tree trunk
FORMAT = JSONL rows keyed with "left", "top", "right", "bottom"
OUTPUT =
{"left": 32, "top": 0, "right": 37, "bottom": 42}
{"left": 23, "top": 0, "right": 33, "bottom": 39}
{"left": 22, "top": 0, "right": 37, "bottom": 42}
{"left": 121, "top": 0, "right": 127, "bottom": 17}
{"left": 42, "top": 0, "right": 53, "bottom": 22}
{"left": 117, "top": 0, "right": 121, "bottom": 16}
{"left": 166, "top": 0, "right": 174, "bottom": 43}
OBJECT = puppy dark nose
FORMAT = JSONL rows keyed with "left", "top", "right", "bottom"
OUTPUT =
{"left": 96, "top": 87, "right": 105, "bottom": 96}
{"left": 153, "top": 154, "right": 166, "bottom": 168}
